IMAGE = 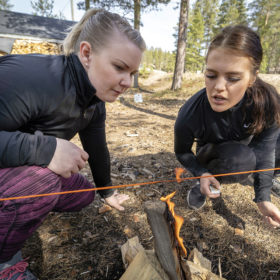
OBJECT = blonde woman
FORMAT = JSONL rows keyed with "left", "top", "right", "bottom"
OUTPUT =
{"left": 0, "top": 9, "right": 145, "bottom": 279}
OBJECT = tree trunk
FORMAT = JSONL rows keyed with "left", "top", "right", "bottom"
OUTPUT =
{"left": 171, "top": 0, "right": 189, "bottom": 90}
{"left": 133, "top": 0, "right": 141, "bottom": 88}
{"left": 70, "top": 0, "right": 74, "bottom": 20}
{"left": 85, "top": 0, "right": 90, "bottom": 10}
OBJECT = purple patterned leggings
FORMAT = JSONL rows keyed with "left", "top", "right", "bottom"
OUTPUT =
{"left": 0, "top": 166, "right": 95, "bottom": 262}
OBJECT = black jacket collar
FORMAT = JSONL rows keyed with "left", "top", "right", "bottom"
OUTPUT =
{"left": 67, "top": 53, "right": 101, "bottom": 109}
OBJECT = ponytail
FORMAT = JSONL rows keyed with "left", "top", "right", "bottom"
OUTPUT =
{"left": 246, "top": 77, "right": 280, "bottom": 134}
{"left": 63, "top": 9, "right": 100, "bottom": 55}
{"left": 63, "top": 9, "right": 146, "bottom": 56}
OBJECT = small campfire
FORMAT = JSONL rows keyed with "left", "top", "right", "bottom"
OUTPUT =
{"left": 120, "top": 187, "right": 227, "bottom": 280}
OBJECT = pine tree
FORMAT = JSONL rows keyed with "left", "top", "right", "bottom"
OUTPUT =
{"left": 185, "top": 0, "right": 204, "bottom": 72}
{"left": 171, "top": 0, "right": 189, "bottom": 90}
{"left": 31, "top": 0, "right": 55, "bottom": 17}
{"left": 216, "top": 0, "right": 239, "bottom": 29}
{"left": 0, "top": 0, "right": 13, "bottom": 10}
{"left": 250, "top": 0, "right": 280, "bottom": 73}
{"left": 237, "top": 0, "right": 247, "bottom": 25}
{"left": 143, "top": 48, "right": 154, "bottom": 69}
{"left": 201, "top": 0, "right": 219, "bottom": 51}
{"left": 154, "top": 48, "right": 162, "bottom": 70}
{"left": 141, "top": 47, "right": 175, "bottom": 72}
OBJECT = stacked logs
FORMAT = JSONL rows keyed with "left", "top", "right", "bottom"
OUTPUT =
{"left": 11, "top": 39, "right": 61, "bottom": 55}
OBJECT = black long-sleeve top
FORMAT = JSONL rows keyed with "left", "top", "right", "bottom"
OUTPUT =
{"left": 0, "top": 53, "right": 113, "bottom": 198}
{"left": 175, "top": 88, "right": 280, "bottom": 202}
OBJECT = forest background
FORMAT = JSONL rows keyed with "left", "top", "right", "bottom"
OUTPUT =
{"left": 1, "top": 0, "right": 280, "bottom": 78}
{"left": 142, "top": 0, "right": 280, "bottom": 75}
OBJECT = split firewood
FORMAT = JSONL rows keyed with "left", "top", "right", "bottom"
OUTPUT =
{"left": 11, "top": 39, "right": 61, "bottom": 55}
{"left": 188, "top": 248, "right": 211, "bottom": 271}
{"left": 144, "top": 200, "right": 186, "bottom": 280}
{"left": 121, "top": 236, "right": 144, "bottom": 268}
{"left": 120, "top": 236, "right": 227, "bottom": 280}
{"left": 120, "top": 250, "right": 169, "bottom": 280}
{"left": 183, "top": 261, "right": 227, "bottom": 280}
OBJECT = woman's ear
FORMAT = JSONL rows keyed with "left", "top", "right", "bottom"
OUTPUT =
{"left": 249, "top": 71, "right": 258, "bottom": 87}
{"left": 79, "top": 41, "right": 92, "bottom": 69}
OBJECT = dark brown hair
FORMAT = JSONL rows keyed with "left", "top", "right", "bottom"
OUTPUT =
{"left": 206, "top": 25, "right": 280, "bottom": 134}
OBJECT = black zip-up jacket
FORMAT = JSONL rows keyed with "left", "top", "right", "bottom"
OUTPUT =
{"left": 0, "top": 53, "right": 113, "bottom": 198}
{"left": 175, "top": 88, "right": 280, "bottom": 202}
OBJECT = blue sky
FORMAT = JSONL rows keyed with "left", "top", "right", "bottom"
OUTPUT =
{"left": 9, "top": 0, "right": 181, "bottom": 52}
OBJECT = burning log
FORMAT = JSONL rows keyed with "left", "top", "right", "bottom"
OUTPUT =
{"left": 144, "top": 194, "right": 187, "bottom": 280}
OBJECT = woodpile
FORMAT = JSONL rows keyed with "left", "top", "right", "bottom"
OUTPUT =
{"left": 120, "top": 200, "right": 227, "bottom": 280}
{"left": 11, "top": 39, "right": 61, "bottom": 55}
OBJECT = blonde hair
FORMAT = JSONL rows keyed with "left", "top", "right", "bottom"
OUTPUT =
{"left": 63, "top": 9, "right": 146, "bottom": 55}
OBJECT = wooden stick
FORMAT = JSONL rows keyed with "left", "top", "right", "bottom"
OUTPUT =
{"left": 144, "top": 200, "right": 185, "bottom": 280}
{"left": 218, "top": 257, "right": 222, "bottom": 278}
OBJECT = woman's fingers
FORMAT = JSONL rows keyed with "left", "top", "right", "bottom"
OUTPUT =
{"left": 77, "top": 158, "right": 86, "bottom": 170}
{"left": 115, "top": 193, "right": 130, "bottom": 204}
{"left": 48, "top": 138, "right": 89, "bottom": 177}
{"left": 81, "top": 151, "right": 89, "bottom": 161}
{"left": 257, "top": 201, "right": 280, "bottom": 229}
{"left": 208, "top": 192, "right": 221, "bottom": 199}
{"left": 104, "top": 192, "right": 130, "bottom": 211}
{"left": 200, "top": 174, "right": 221, "bottom": 198}
{"left": 264, "top": 216, "right": 280, "bottom": 228}
{"left": 61, "top": 171, "right": 72, "bottom": 179}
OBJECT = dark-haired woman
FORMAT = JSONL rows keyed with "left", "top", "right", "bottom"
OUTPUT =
{"left": 175, "top": 25, "right": 280, "bottom": 228}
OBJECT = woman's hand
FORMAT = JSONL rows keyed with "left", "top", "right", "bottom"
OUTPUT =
{"left": 48, "top": 138, "right": 89, "bottom": 178}
{"left": 104, "top": 191, "right": 130, "bottom": 211}
{"left": 200, "top": 172, "right": 221, "bottom": 198}
{"left": 257, "top": 201, "right": 280, "bottom": 228}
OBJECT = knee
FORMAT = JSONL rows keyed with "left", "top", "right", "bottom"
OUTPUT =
{"left": 0, "top": 166, "right": 62, "bottom": 197}
{"left": 206, "top": 142, "right": 256, "bottom": 183}
{"left": 60, "top": 173, "right": 93, "bottom": 189}
{"left": 9, "top": 165, "right": 60, "bottom": 179}
{"left": 213, "top": 142, "right": 255, "bottom": 167}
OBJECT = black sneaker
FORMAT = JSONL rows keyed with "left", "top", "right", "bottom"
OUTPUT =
{"left": 187, "top": 183, "right": 206, "bottom": 210}
{"left": 272, "top": 178, "right": 280, "bottom": 197}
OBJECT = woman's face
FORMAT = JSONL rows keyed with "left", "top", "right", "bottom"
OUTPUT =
{"left": 81, "top": 33, "right": 143, "bottom": 102}
{"left": 205, "top": 47, "right": 256, "bottom": 112}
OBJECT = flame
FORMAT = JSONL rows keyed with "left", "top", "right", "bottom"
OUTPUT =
{"left": 160, "top": 191, "right": 187, "bottom": 256}
{"left": 175, "top": 168, "right": 186, "bottom": 183}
